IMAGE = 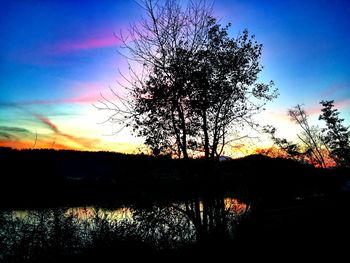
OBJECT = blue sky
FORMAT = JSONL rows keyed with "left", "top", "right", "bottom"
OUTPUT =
{"left": 0, "top": 0, "right": 349, "bottom": 152}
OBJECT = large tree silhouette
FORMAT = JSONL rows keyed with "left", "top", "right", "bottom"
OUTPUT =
{"left": 98, "top": 0, "right": 277, "bottom": 159}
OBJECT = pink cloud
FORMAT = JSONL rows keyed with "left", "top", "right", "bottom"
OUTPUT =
{"left": 265, "top": 98, "right": 350, "bottom": 124}
{"left": 54, "top": 35, "right": 122, "bottom": 54}
{"left": 305, "top": 98, "right": 350, "bottom": 116}
{"left": 334, "top": 98, "right": 350, "bottom": 110}
{"left": 13, "top": 96, "right": 101, "bottom": 106}
{"left": 10, "top": 80, "right": 124, "bottom": 106}
{"left": 305, "top": 105, "right": 322, "bottom": 116}
{"left": 70, "top": 81, "right": 106, "bottom": 97}
{"left": 34, "top": 114, "right": 59, "bottom": 133}
{"left": 11, "top": 34, "right": 123, "bottom": 65}
{"left": 12, "top": 89, "right": 122, "bottom": 106}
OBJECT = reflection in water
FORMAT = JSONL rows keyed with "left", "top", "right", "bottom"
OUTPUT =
{"left": 0, "top": 196, "right": 249, "bottom": 260}
{"left": 66, "top": 207, "right": 133, "bottom": 221}
{"left": 224, "top": 198, "right": 248, "bottom": 213}
{"left": 169, "top": 197, "right": 249, "bottom": 242}
{"left": 63, "top": 197, "right": 250, "bottom": 247}
{"left": 65, "top": 197, "right": 248, "bottom": 244}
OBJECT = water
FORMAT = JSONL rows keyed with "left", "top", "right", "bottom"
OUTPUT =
{"left": 0, "top": 196, "right": 249, "bottom": 260}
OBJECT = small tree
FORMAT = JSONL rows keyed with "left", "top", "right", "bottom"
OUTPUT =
{"left": 319, "top": 100, "right": 350, "bottom": 167}
{"left": 288, "top": 104, "right": 329, "bottom": 168}
{"left": 265, "top": 105, "right": 330, "bottom": 167}
{"left": 265, "top": 101, "right": 350, "bottom": 168}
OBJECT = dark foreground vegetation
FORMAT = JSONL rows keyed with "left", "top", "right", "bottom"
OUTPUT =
{"left": 1, "top": 147, "right": 350, "bottom": 261}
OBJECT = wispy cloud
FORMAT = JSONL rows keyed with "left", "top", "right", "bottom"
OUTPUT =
{"left": 11, "top": 33, "right": 122, "bottom": 65}
{"left": 305, "top": 98, "right": 350, "bottom": 116}
{"left": 267, "top": 98, "right": 350, "bottom": 122}
{"left": 32, "top": 113, "right": 100, "bottom": 149}
{"left": 33, "top": 114, "right": 59, "bottom": 133}
{"left": 0, "top": 86, "right": 123, "bottom": 107}
{"left": 0, "top": 78, "right": 120, "bottom": 106}
{"left": 0, "top": 96, "right": 101, "bottom": 106}
{"left": 335, "top": 98, "right": 350, "bottom": 110}
{"left": 0, "top": 125, "right": 48, "bottom": 149}
{"left": 0, "top": 102, "right": 102, "bottom": 150}
{"left": 0, "top": 126, "right": 31, "bottom": 141}
{"left": 54, "top": 35, "right": 121, "bottom": 54}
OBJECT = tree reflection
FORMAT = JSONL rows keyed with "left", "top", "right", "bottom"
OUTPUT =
{"left": 131, "top": 196, "right": 249, "bottom": 248}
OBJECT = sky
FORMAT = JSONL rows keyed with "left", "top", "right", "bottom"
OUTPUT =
{"left": 0, "top": 0, "right": 349, "bottom": 154}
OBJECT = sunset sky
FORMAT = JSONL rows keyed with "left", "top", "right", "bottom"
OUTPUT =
{"left": 1, "top": 0, "right": 349, "bottom": 154}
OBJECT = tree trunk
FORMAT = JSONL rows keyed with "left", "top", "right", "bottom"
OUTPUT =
{"left": 194, "top": 197, "right": 203, "bottom": 240}
{"left": 176, "top": 100, "right": 188, "bottom": 159}
{"left": 202, "top": 198, "right": 208, "bottom": 233}
{"left": 203, "top": 109, "right": 210, "bottom": 160}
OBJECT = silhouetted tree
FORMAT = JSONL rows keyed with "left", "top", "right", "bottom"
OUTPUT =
{"left": 97, "top": 0, "right": 277, "bottom": 159}
{"left": 265, "top": 102, "right": 350, "bottom": 168}
{"left": 288, "top": 104, "right": 329, "bottom": 168}
{"left": 98, "top": 0, "right": 213, "bottom": 159}
{"left": 319, "top": 100, "right": 350, "bottom": 167}
{"left": 264, "top": 106, "right": 329, "bottom": 167}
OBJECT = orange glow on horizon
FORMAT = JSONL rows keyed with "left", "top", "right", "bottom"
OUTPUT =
{"left": 253, "top": 146, "right": 336, "bottom": 168}
{"left": 253, "top": 147, "right": 290, "bottom": 158}
{"left": 0, "top": 139, "right": 75, "bottom": 151}
{"left": 0, "top": 137, "right": 339, "bottom": 168}
{"left": 0, "top": 138, "right": 146, "bottom": 154}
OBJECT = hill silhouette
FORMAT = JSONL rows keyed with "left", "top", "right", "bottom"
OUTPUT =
{"left": 0, "top": 147, "right": 348, "bottom": 208}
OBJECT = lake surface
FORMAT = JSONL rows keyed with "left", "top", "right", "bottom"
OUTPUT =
{"left": 0, "top": 196, "right": 250, "bottom": 261}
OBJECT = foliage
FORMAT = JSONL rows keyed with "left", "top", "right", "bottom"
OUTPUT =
{"left": 319, "top": 100, "right": 350, "bottom": 167}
